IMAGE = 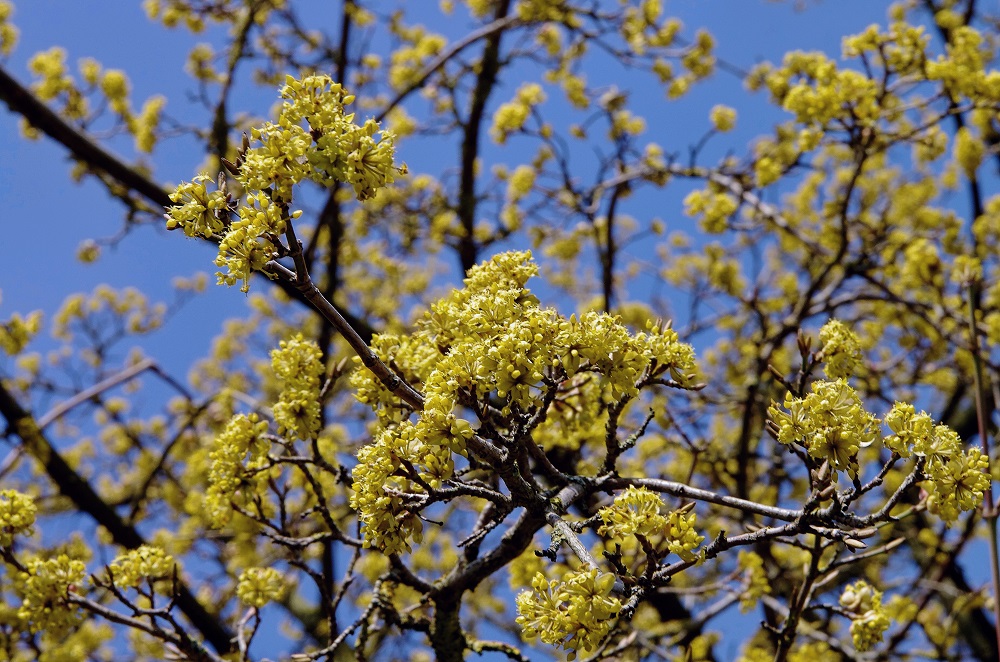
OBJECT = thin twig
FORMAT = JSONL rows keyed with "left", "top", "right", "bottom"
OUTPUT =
{"left": 37, "top": 357, "right": 157, "bottom": 429}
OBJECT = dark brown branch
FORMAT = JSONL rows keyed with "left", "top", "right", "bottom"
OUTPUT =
{"left": 0, "top": 65, "right": 173, "bottom": 208}
{"left": 455, "top": 0, "right": 512, "bottom": 273}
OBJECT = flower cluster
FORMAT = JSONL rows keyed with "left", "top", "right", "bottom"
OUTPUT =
{"left": 236, "top": 567, "right": 287, "bottom": 608}
{"left": 205, "top": 413, "right": 270, "bottom": 528}
{"left": 663, "top": 507, "right": 705, "bottom": 562}
{"left": 753, "top": 51, "right": 878, "bottom": 126}
{"left": 107, "top": 545, "right": 176, "bottom": 589}
{"left": 0, "top": 308, "right": 42, "bottom": 356}
{"left": 618, "top": 2, "right": 680, "bottom": 54}
{"left": 773, "top": 379, "right": 988, "bottom": 519}
{"left": 144, "top": 0, "right": 209, "bottom": 31}
{"left": 817, "top": 319, "right": 862, "bottom": 379}
{"left": 214, "top": 193, "right": 298, "bottom": 293}
{"left": 164, "top": 175, "right": 229, "bottom": 239}
{"left": 15, "top": 555, "right": 86, "bottom": 636}
{"left": 349, "top": 424, "right": 427, "bottom": 555}
{"left": 387, "top": 23, "right": 446, "bottom": 89}
{"left": 516, "top": 568, "right": 621, "bottom": 660}
{"left": 769, "top": 379, "right": 878, "bottom": 479}
{"left": 51, "top": 286, "right": 165, "bottom": 346}
{"left": 884, "top": 403, "right": 989, "bottom": 522}
{"left": 491, "top": 83, "right": 546, "bottom": 144}
{"left": 279, "top": 75, "right": 403, "bottom": 200}
{"left": 516, "top": 0, "right": 580, "bottom": 24}
{"left": 709, "top": 104, "right": 736, "bottom": 132}
{"left": 598, "top": 486, "right": 667, "bottom": 540}
{"left": 27, "top": 47, "right": 166, "bottom": 152}
{"left": 839, "top": 580, "right": 891, "bottom": 652}
{"left": 597, "top": 487, "right": 705, "bottom": 561}
{"left": 925, "top": 25, "right": 999, "bottom": 100}
{"left": 0, "top": 1, "right": 17, "bottom": 56}
{"left": 954, "top": 126, "right": 984, "bottom": 177}
{"left": 166, "top": 74, "right": 403, "bottom": 292}
{"left": 356, "top": 251, "right": 697, "bottom": 415}
{"left": 270, "top": 334, "right": 325, "bottom": 440}
{"left": 27, "top": 48, "right": 81, "bottom": 116}
{"left": 684, "top": 187, "right": 738, "bottom": 234}
{"left": 0, "top": 490, "right": 36, "bottom": 547}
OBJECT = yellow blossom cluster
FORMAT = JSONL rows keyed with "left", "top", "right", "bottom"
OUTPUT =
{"left": 106, "top": 546, "right": 175, "bottom": 589}
{"left": 515, "top": 568, "right": 621, "bottom": 660}
{"left": 738, "top": 642, "right": 840, "bottom": 662}
{"left": 52, "top": 285, "right": 165, "bottom": 342}
{"left": 598, "top": 485, "right": 666, "bottom": 540}
{"left": 349, "top": 423, "right": 430, "bottom": 555}
{"left": 145, "top": 0, "right": 284, "bottom": 31}
{"left": 205, "top": 413, "right": 270, "bottom": 528}
{"left": 817, "top": 319, "right": 862, "bottom": 379}
{"left": 491, "top": 83, "right": 546, "bottom": 144}
{"left": 885, "top": 403, "right": 990, "bottom": 522}
{"left": 0, "top": 490, "right": 36, "bottom": 547}
{"left": 619, "top": 0, "right": 680, "bottom": 54}
{"left": 841, "top": 21, "right": 928, "bottom": 75}
{"left": 663, "top": 508, "right": 705, "bottom": 562}
{"left": 143, "top": 0, "right": 208, "bottom": 31}
{"left": 924, "top": 25, "right": 1000, "bottom": 100}
{"left": 597, "top": 486, "right": 704, "bottom": 562}
{"left": 953, "top": 126, "right": 984, "bottom": 177}
{"left": 14, "top": 555, "right": 86, "bottom": 637}
{"left": 709, "top": 104, "right": 736, "bottom": 132}
{"left": 270, "top": 334, "right": 325, "bottom": 441}
{"left": 664, "top": 29, "right": 715, "bottom": 98}
{"left": 840, "top": 580, "right": 891, "bottom": 652}
{"left": 516, "top": 0, "right": 580, "bottom": 25}
{"left": 387, "top": 23, "right": 447, "bottom": 90}
{"left": 0, "top": 306, "right": 42, "bottom": 356}
{"left": 0, "top": 0, "right": 16, "bottom": 56}
{"left": 236, "top": 567, "right": 287, "bottom": 608}
{"left": 684, "top": 186, "right": 738, "bottom": 234}
{"left": 166, "top": 75, "right": 403, "bottom": 292}
{"left": 164, "top": 174, "right": 229, "bottom": 239}
{"left": 771, "top": 375, "right": 988, "bottom": 520}
{"left": 27, "top": 48, "right": 83, "bottom": 119}
{"left": 769, "top": 379, "right": 879, "bottom": 479}
{"left": 752, "top": 51, "right": 878, "bottom": 127}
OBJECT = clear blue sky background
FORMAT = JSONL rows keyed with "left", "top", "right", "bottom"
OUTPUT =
{"left": 1, "top": 1, "right": 989, "bottom": 659}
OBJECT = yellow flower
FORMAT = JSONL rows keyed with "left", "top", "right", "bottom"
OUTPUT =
{"left": 0, "top": 490, "right": 36, "bottom": 546}
{"left": 236, "top": 567, "right": 287, "bottom": 608}
{"left": 709, "top": 104, "right": 737, "bottom": 132}
{"left": 516, "top": 568, "right": 620, "bottom": 659}
{"left": 818, "top": 319, "right": 862, "bottom": 379}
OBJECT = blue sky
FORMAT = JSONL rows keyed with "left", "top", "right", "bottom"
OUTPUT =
{"left": 3, "top": 1, "right": 988, "bottom": 659}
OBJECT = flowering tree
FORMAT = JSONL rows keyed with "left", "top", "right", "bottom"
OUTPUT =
{"left": 0, "top": 1, "right": 998, "bottom": 660}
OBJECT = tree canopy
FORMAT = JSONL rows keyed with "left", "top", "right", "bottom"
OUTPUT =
{"left": 0, "top": 1, "right": 998, "bottom": 660}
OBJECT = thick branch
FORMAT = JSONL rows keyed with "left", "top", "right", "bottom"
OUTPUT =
{"left": 0, "top": 66, "right": 173, "bottom": 208}
{"left": 455, "top": 0, "right": 512, "bottom": 273}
